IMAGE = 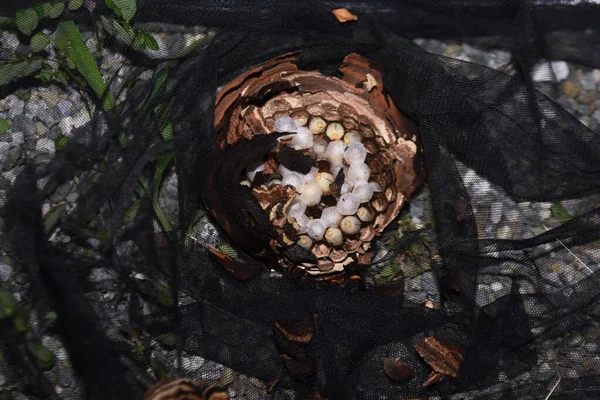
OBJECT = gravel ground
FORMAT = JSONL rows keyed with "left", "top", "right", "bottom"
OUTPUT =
{"left": 1, "top": 27, "right": 599, "bottom": 399}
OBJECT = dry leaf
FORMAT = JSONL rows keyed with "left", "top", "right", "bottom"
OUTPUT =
{"left": 274, "top": 314, "right": 316, "bottom": 345}
{"left": 207, "top": 245, "right": 262, "bottom": 281}
{"left": 265, "top": 379, "right": 278, "bottom": 393}
{"left": 415, "top": 336, "right": 464, "bottom": 378}
{"left": 332, "top": 8, "right": 358, "bottom": 23}
{"left": 382, "top": 357, "right": 415, "bottom": 382}
{"left": 282, "top": 354, "right": 315, "bottom": 378}
{"left": 422, "top": 371, "right": 446, "bottom": 388}
{"left": 144, "top": 377, "right": 229, "bottom": 400}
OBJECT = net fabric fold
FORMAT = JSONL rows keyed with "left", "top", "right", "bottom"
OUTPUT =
{"left": 1, "top": 0, "right": 600, "bottom": 399}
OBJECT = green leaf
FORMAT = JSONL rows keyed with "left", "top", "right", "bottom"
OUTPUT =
{"left": 123, "top": 198, "right": 142, "bottom": 225}
{"left": 132, "top": 32, "right": 146, "bottom": 51}
{"left": 0, "top": 118, "right": 9, "bottom": 134}
{"left": 161, "top": 121, "right": 173, "bottom": 141}
{"left": 55, "top": 21, "right": 115, "bottom": 110}
{"left": 43, "top": 204, "right": 67, "bottom": 233}
{"left": 0, "top": 16, "right": 15, "bottom": 29}
{"left": 149, "top": 69, "right": 168, "bottom": 101}
{"left": 68, "top": 0, "right": 85, "bottom": 10}
{"left": 13, "top": 309, "right": 29, "bottom": 333}
{"left": 144, "top": 34, "right": 159, "bottom": 51}
{"left": 106, "top": 0, "right": 137, "bottom": 23}
{"left": 372, "top": 262, "right": 401, "bottom": 285}
{"left": 43, "top": 1, "right": 65, "bottom": 19}
{"left": 36, "top": 67, "right": 69, "bottom": 85}
{"left": 30, "top": 32, "right": 50, "bottom": 52}
{"left": 27, "top": 341, "right": 56, "bottom": 369}
{"left": 55, "top": 135, "right": 71, "bottom": 150}
{"left": 102, "top": 16, "right": 154, "bottom": 52}
{"left": 156, "top": 284, "right": 173, "bottom": 307}
{"left": 0, "top": 60, "right": 44, "bottom": 88}
{"left": 43, "top": 311, "right": 58, "bottom": 323}
{"left": 217, "top": 242, "right": 237, "bottom": 258}
{"left": 152, "top": 151, "right": 175, "bottom": 201}
{"left": 0, "top": 291, "right": 15, "bottom": 319}
{"left": 157, "top": 333, "right": 176, "bottom": 348}
{"left": 154, "top": 104, "right": 173, "bottom": 141}
{"left": 34, "top": 4, "right": 46, "bottom": 19}
{"left": 551, "top": 202, "right": 571, "bottom": 224}
{"left": 15, "top": 8, "right": 39, "bottom": 36}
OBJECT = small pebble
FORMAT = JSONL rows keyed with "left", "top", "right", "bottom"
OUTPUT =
{"left": 36, "top": 138, "right": 56, "bottom": 154}
{"left": 561, "top": 81, "right": 580, "bottom": 98}
{"left": 551, "top": 61, "right": 570, "bottom": 81}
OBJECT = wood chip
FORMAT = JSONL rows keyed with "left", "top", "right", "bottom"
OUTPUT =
{"left": 422, "top": 371, "right": 446, "bottom": 388}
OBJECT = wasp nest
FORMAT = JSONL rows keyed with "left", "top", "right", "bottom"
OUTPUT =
{"left": 214, "top": 53, "right": 423, "bottom": 276}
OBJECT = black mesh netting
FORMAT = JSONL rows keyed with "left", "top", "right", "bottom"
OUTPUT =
{"left": 1, "top": 0, "right": 600, "bottom": 399}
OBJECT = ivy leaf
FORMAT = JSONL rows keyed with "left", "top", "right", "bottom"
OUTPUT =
{"left": 68, "top": 0, "right": 85, "bottom": 10}
{"left": 15, "top": 8, "right": 39, "bottom": 36}
{"left": 27, "top": 341, "right": 56, "bottom": 369}
{"left": 55, "top": 21, "right": 115, "bottom": 110}
{"left": 0, "top": 118, "right": 9, "bottom": 134}
{"left": 0, "top": 60, "right": 44, "bottom": 88}
{"left": 0, "top": 291, "right": 15, "bottom": 318}
{"left": 43, "top": 1, "right": 65, "bottom": 19}
{"left": 105, "top": 0, "right": 136, "bottom": 23}
{"left": 30, "top": 32, "right": 51, "bottom": 52}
